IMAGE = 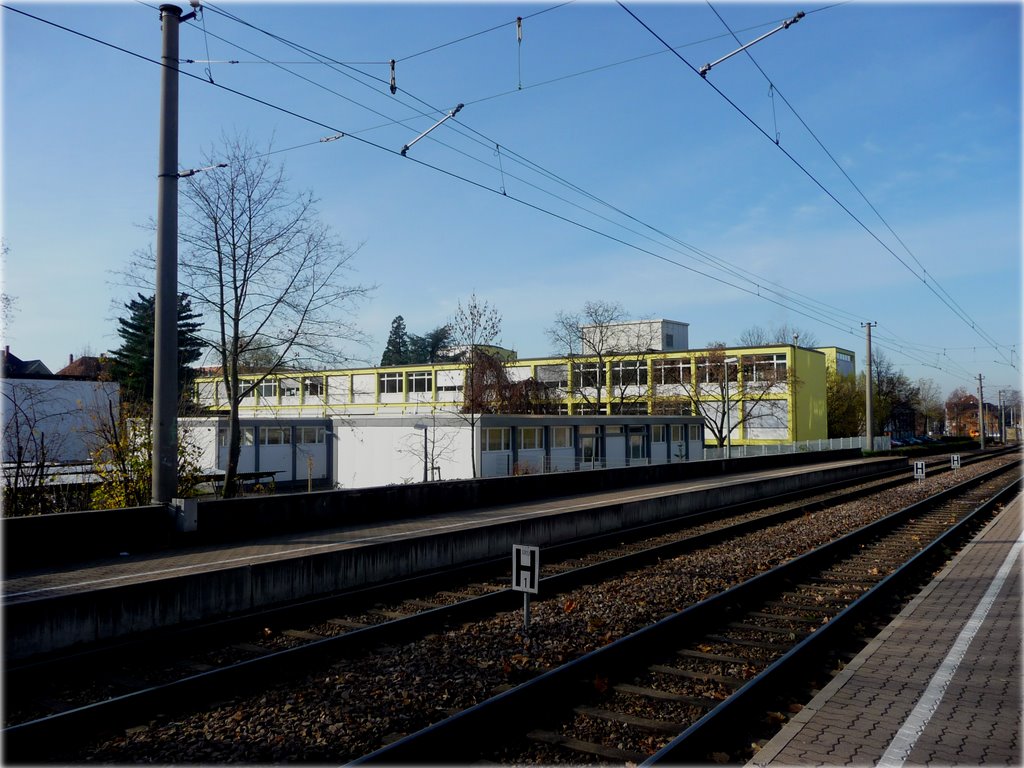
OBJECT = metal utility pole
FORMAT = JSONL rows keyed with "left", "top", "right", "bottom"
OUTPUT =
{"left": 152, "top": 4, "right": 192, "bottom": 505}
{"left": 977, "top": 374, "right": 986, "bottom": 450}
{"left": 998, "top": 390, "right": 1005, "bottom": 443}
{"left": 862, "top": 322, "right": 876, "bottom": 451}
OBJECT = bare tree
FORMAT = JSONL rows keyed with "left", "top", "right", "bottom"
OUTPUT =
{"left": 2, "top": 384, "right": 68, "bottom": 515}
{"left": 915, "top": 378, "right": 945, "bottom": 436}
{"left": 449, "top": 294, "right": 501, "bottom": 478}
{"left": 738, "top": 323, "right": 819, "bottom": 348}
{"left": 682, "top": 343, "right": 793, "bottom": 448}
{"left": 945, "top": 386, "right": 976, "bottom": 437}
{"left": 88, "top": 398, "right": 203, "bottom": 509}
{"left": 546, "top": 300, "right": 654, "bottom": 415}
{"left": 0, "top": 240, "right": 15, "bottom": 335}
{"left": 395, "top": 414, "right": 460, "bottom": 482}
{"left": 2, "top": 380, "right": 108, "bottom": 515}
{"left": 826, "top": 364, "right": 861, "bottom": 438}
{"left": 128, "top": 136, "right": 371, "bottom": 497}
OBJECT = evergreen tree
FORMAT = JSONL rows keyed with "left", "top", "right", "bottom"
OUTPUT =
{"left": 381, "top": 315, "right": 410, "bottom": 366}
{"left": 109, "top": 293, "right": 205, "bottom": 404}
{"left": 408, "top": 324, "right": 453, "bottom": 363}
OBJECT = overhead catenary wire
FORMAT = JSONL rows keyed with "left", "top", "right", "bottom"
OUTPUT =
{"left": 619, "top": 1, "right": 1013, "bottom": 371}
{"left": 185, "top": 4, "right": 999, "bottom": 383}
{"left": 192, "top": 4, "right": 881, "bottom": 339}
{"left": 4, "top": 3, "right": 992, "bottom": 386}
{"left": 702, "top": 0, "right": 1007, "bottom": 368}
{"left": 6, "top": 2, "right": 868, "bottom": 354}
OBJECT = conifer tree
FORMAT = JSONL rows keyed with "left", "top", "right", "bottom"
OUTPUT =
{"left": 381, "top": 315, "right": 410, "bottom": 366}
{"left": 109, "top": 293, "right": 204, "bottom": 404}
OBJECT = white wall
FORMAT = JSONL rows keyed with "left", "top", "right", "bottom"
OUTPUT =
{"left": 2, "top": 379, "right": 120, "bottom": 464}
{"left": 334, "top": 419, "right": 474, "bottom": 488}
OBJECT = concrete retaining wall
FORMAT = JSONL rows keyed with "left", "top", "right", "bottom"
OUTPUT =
{"left": 4, "top": 456, "right": 903, "bottom": 660}
{"left": 3, "top": 450, "right": 866, "bottom": 570}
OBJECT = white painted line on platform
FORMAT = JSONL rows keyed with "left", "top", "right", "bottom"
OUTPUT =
{"left": 877, "top": 523, "right": 1024, "bottom": 767}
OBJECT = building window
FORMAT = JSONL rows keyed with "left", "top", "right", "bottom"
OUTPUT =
{"left": 551, "top": 426, "right": 573, "bottom": 448}
{"left": 610, "top": 360, "right": 647, "bottom": 386}
{"left": 482, "top": 427, "right": 511, "bottom": 452}
{"left": 665, "top": 333, "right": 674, "bottom": 348}
{"left": 258, "top": 380, "right": 278, "bottom": 399}
{"left": 629, "top": 432, "right": 646, "bottom": 460}
{"left": 611, "top": 401, "right": 648, "bottom": 415}
{"left": 653, "top": 358, "right": 691, "bottom": 385}
{"left": 298, "top": 426, "right": 325, "bottom": 444}
{"left": 518, "top": 427, "right": 543, "bottom": 450}
{"left": 573, "top": 362, "right": 605, "bottom": 388}
{"left": 378, "top": 372, "right": 403, "bottom": 393}
{"left": 537, "top": 364, "right": 569, "bottom": 390}
{"left": 218, "top": 427, "right": 254, "bottom": 446}
{"left": 689, "top": 424, "right": 701, "bottom": 441}
{"left": 652, "top": 425, "right": 666, "bottom": 443}
{"left": 838, "top": 352, "right": 852, "bottom": 362}
{"left": 259, "top": 426, "right": 291, "bottom": 445}
{"left": 605, "top": 425, "right": 623, "bottom": 435}
{"left": 697, "top": 357, "right": 738, "bottom": 384}
{"left": 742, "top": 354, "right": 787, "bottom": 383}
{"left": 303, "top": 378, "right": 323, "bottom": 398}
{"left": 408, "top": 371, "right": 433, "bottom": 393}
{"left": 671, "top": 425, "right": 684, "bottom": 444}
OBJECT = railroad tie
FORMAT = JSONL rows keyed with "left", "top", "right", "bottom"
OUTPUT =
{"left": 573, "top": 704, "right": 685, "bottom": 734}
{"left": 527, "top": 729, "right": 648, "bottom": 764}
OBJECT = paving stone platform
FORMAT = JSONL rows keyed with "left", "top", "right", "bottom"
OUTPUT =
{"left": 751, "top": 494, "right": 1022, "bottom": 767}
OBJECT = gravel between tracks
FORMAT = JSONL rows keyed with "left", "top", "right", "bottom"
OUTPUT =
{"left": 77, "top": 456, "right": 1018, "bottom": 763}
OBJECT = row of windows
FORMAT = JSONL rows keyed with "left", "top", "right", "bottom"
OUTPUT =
{"left": 235, "top": 353, "right": 791, "bottom": 402}
{"left": 218, "top": 426, "right": 326, "bottom": 446}
{"left": 379, "top": 371, "right": 434, "bottom": 393}
{"left": 481, "top": 424, "right": 700, "bottom": 452}
{"left": 253, "top": 379, "right": 323, "bottom": 399}
{"left": 234, "top": 354, "right": 798, "bottom": 405}
{"left": 568, "top": 357, "right": 787, "bottom": 388}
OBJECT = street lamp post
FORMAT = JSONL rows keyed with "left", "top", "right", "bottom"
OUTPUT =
{"left": 413, "top": 423, "right": 428, "bottom": 482}
{"left": 724, "top": 357, "right": 738, "bottom": 459}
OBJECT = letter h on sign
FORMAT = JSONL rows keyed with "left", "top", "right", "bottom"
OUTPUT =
{"left": 512, "top": 545, "right": 540, "bottom": 594}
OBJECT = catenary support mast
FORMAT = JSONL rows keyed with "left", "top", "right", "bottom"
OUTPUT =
{"left": 862, "top": 322, "right": 876, "bottom": 451}
{"left": 152, "top": 4, "right": 191, "bottom": 504}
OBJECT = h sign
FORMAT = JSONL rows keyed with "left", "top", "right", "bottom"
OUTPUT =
{"left": 951, "top": 454, "right": 961, "bottom": 470}
{"left": 512, "top": 545, "right": 540, "bottom": 594}
{"left": 914, "top": 460, "right": 926, "bottom": 480}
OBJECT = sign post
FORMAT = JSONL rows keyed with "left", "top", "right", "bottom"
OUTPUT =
{"left": 914, "top": 460, "right": 926, "bottom": 482}
{"left": 951, "top": 454, "right": 961, "bottom": 471}
{"left": 512, "top": 545, "right": 539, "bottom": 632}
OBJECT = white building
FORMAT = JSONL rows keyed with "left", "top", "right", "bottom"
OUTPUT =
{"left": 583, "top": 319, "right": 689, "bottom": 353}
{"left": 2, "top": 377, "right": 120, "bottom": 466}
{"left": 187, "top": 413, "right": 705, "bottom": 490}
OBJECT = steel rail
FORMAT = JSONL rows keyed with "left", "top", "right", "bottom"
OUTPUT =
{"left": 644, "top": 470, "right": 1022, "bottom": 763}
{"left": 350, "top": 461, "right": 1020, "bottom": 764}
{"left": 2, "top": 451, "right": 1009, "bottom": 760}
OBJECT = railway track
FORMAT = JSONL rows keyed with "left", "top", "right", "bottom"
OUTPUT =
{"left": 2, "top": 450, "right": 1017, "bottom": 762}
{"left": 353, "top": 461, "right": 1021, "bottom": 765}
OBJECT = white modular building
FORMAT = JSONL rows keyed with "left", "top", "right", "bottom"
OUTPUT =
{"left": 187, "top": 413, "right": 705, "bottom": 490}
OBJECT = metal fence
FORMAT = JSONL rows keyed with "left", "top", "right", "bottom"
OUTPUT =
{"left": 490, "top": 435, "right": 889, "bottom": 477}
{"left": 701, "top": 435, "right": 890, "bottom": 460}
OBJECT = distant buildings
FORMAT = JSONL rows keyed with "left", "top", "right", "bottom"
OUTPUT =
{"left": 188, "top": 321, "right": 857, "bottom": 488}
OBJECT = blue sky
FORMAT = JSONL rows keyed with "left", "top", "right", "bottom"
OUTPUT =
{"left": 2, "top": 1, "right": 1021, "bottom": 400}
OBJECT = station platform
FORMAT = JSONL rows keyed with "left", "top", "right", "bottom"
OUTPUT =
{"left": 4, "top": 456, "right": 899, "bottom": 660}
{"left": 751, "top": 493, "right": 1022, "bottom": 766}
